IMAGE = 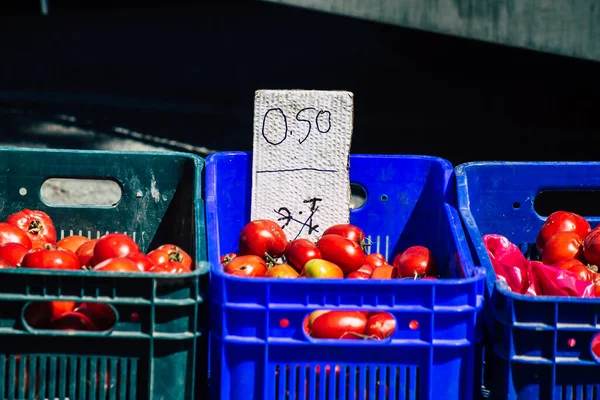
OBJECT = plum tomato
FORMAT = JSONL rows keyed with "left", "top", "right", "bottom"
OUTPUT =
{"left": 56, "top": 235, "right": 90, "bottom": 253}
{"left": 126, "top": 252, "right": 155, "bottom": 272}
{"left": 238, "top": 219, "right": 287, "bottom": 259}
{"left": 6, "top": 209, "right": 57, "bottom": 245}
{"left": 322, "top": 224, "right": 368, "bottom": 250}
{"left": 536, "top": 211, "right": 590, "bottom": 254}
{"left": 21, "top": 245, "right": 80, "bottom": 270}
{"left": 370, "top": 265, "right": 397, "bottom": 279}
{"left": 147, "top": 244, "right": 192, "bottom": 269}
{"left": 346, "top": 270, "right": 371, "bottom": 279}
{"left": 364, "top": 252, "right": 387, "bottom": 268}
{"left": 149, "top": 261, "right": 192, "bottom": 274}
{"left": 224, "top": 255, "right": 267, "bottom": 278}
{"left": 306, "top": 310, "right": 330, "bottom": 331}
{"left": 553, "top": 258, "right": 586, "bottom": 270}
{"left": 93, "top": 233, "right": 140, "bottom": 264}
{"left": 365, "top": 312, "right": 396, "bottom": 339}
{"left": 75, "top": 239, "right": 97, "bottom": 267}
{"left": 284, "top": 239, "right": 322, "bottom": 272}
{"left": 301, "top": 259, "right": 344, "bottom": 279}
{"left": 541, "top": 232, "right": 585, "bottom": 266}
{"left": 309, "top": 311, "right": 368, "bottom": 340}
{"left": 92, "top": 257, "right": 141, "bottom": 273}
{"left": 24, "top": 301, "right": 76, "bottom": 329}
{"left": 220, "top": 252, "right": 237, "bottom": 267}
{"left": 48, "top": 311, "right": 97, "bottom": 331}
{"left": 265, "top": 263, "right": 300, "bottom": 278}
{"left": 567, "top": 264, "right": 595, "bottom": 282}
{"left": 0, "top": 222, "right": 32, "bottom": 249}
{"left": 584, "top": 229, "right": 600, "bottom": 267}
{"left": 0, "top": 243, "right": 29, "bottom": 267}
{"left": 316, "top": 234, "right": 365, "bottom": 274}
{"left": 75, "top": 303, "right": 117, "bottom": 331}
{"left": 393, "top": 246, "right": 436, "bottom": 278}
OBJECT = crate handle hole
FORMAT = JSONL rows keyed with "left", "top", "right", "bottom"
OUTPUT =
{"left": 534, "top": 190, "right": 600, "bottom": 217}
{"left": 591, "top": 333, "right": 600, "bottom": 362}
{"left": 350, "top": 184, "right": 366, "bottom": 210}
{"left": 303, "top": 310, "right": 396, "bottom": 342}
{"left": 41, "top": 178, "right": 122, "bottom": 207}
{"left": 23, "top": 301, "right": 118, "bottom": 333}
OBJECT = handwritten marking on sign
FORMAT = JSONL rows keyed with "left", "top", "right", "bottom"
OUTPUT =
{"left": 275, "top": 197, "right": 323, "bottom": 239}
{"left": 262, "top": 107, "right": 332, "bottom": 146}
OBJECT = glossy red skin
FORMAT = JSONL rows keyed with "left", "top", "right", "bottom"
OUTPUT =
{"left": 126, "top": 252, "right": 155, "bottom": 272}
{"left": 284, "top": 239, "right": 322, "bottom": 272}
{"left": 0, "top": 258, "right": 11, "bottom": 269}
{"left": 149, "top": 261, "right": 192, "bottom": 274}
{"left": 48, "top": 311, "right": 97, "bottom": 331}
{"left": 0, "top": 243, "right": 29, "bottom": 267}
{"left": 93, "top": 257, "right": 141, "bottom": 273}
{"left": 24, "top": 301, "right": 76, "bottom": 329}
{"left": 365, "top": 312, "right": 396, "bottom": 339}
{"left": 309, "top": 311, "right": 368, "bottom": 340}
{"left": 541, "top": 232, "right": 585, "bottom": 265}
{"left": 536, "top": 211, "right": 590, "bottom": 253}
{"left": 567, "top": 264, "right": 594, "bottom": 282}
{"left": 224, "top": 255, "right": 267, "bottom": 277}
{"left": 584, "top": 229, "right": 600, "bottom": 266}
{"left": 593, "top": 272, "right": 600, "bottom": 283}
{"left": 75, "top": 239, "right": 97, "bottom": 267}
{"left": 29, "top": 235, "right": 48, "bottom": 249}
{"left": 370, "top": 265, "right": 397, "bottom": 279}
{"left": 21, "top": 246, "right": 80, "bottom": 270}
{"left": 147, "top": 244, "right": 192, "bottom": 269}
{"left": 357, "top": 263, "right": 375, "bottom": 275}
{"left": 239, "top": 219, "right": 287, "bottom": 258}
{"left": 322, "top": 224, "right": 367, "bottom": 246}
{"left": 265, "top": 263, "right": 300, "bottom": 278}
{"left": 93, "top": 233, "right": 140, "bottom": 264}
{"left": 75, "top": 303, "right": 117, "bottom": 331}
{"left": 364, "top": 253, "right": 387, "bottom": 268}
{"left": 346, "top": 270, "right": 371, "bottom": 279}
{"left": 553, "top": 258, "right": 585, "bottom": 270}
{"left": 6, "top": 209, "right": 57, "bottom": 244}
{"left": 220, "top": 252, "right": 237, "bottom": 267}
{"left": 317, "top": 234, "right": 365, "bottom": 274}
{"left": 393, "top": 246, "right": 437, "bottom": 278}
{"left": 302, "top": 259, "right": 344, "bottom": 278}
{"left": 0, "top": 222, "right": 32, "bottom": 249}
{"left": 57, "top": 235, "right": 90, "bottom": 253}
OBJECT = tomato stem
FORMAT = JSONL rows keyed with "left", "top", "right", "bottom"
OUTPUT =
{"left": 587, "top": 264, "right": 599, "bottom": 273}
{"left": 168, "top": 248, "right": 183, "bottom": 263}
{"left": 28, "top": 220, "right": 43, "bottom": 235}
{"left": 264, "top": 253, "right": 278, "bottom": 268}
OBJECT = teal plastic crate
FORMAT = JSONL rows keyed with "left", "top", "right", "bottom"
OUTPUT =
{"left": 0, "top": 147, "right": 208, "bottom": 400}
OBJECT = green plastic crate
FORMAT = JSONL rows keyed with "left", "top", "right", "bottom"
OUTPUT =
{"left": 0, "top": 147, "right": 208, "bottom": 400}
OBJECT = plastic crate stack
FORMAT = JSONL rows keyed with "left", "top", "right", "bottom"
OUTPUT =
{"left": 205, "top": 151, "right": 486, "bottom": 400}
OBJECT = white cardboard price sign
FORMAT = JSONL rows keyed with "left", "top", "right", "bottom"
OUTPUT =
{"left": 251, "top": 89, "right": 354, "bottom": 242}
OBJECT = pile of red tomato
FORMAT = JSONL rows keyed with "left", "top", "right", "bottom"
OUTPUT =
{"left": 220, "top": 219, "right": 440, "bottom": 340}
{"left": 536, "top": 210, "right": 600, "bottom": 293}
{"left": 0, "top": 208, "right": 194, "bottom": 331}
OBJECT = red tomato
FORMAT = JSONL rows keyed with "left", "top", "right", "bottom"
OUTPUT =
{"left": 149, "top": 261, "right": 192, "bottom": 274}
{"left": 48, "top": 311, "right": 97, "bottom": 331}
{"left": 284, "top": 239, "right": 322, "bottom": 272}
{"left": 420, "top": 276, "right": 438, "bottom": 280}
{"left": 24, "top": 301, "right": 76, "bottom": 329}
{"left": 370, "top": 265, "right": 397, "bottom": 279}
{"left": 75, "top": 239, "right": 97, "bottom": 267}
{"left": 306, "top": 310, "right": 330, "bottom": 332}
{"left": 56, "top": 235, "right": 90, "bottom": 253}
{"left": 357, "top": 263, "right": 375, "bottom": 275}
{"left": 594, "top": 281, "right": 600, "bottom": 297}
{"left": 346, "top": 270, "right": 371, "bottom": 279}
{"left": 0, "top": 243, "right": 29, "bottom": 267}
{"left": 220, "top": 252, "right": 237, "bottom": 267}
{"left": 265, "top": 263, "right": 300, "bottom": 278}
{"left": 393, "top": 246, "right": 437, "bottom": 278}
{"left": 224, "top": 255, "right": 267, "bottom": 277}
{"left": 364, "top": 253, "right": 387, "bottom": 268}
{"left": 0, "top": 222, "right": 32, "bottom": 249}
{"left": 21, "top": 245, "right": 80, "bottom": 270}
{"left": 567, "top": 264, "right": 594, "bottom": 282}
{"left": 309, "top": 311, "right": 368, "bottom": 340}
{"left": 584, "top": 229, "right": 600, "bottom": 266}
{"left": 92, "top": 257, "right": 141, "bottom": 273}
{"left": 93, "top": 233, "right": 140, "bottom": 264}
{"left": 536, "top": 211, "right": 590, "bottom": 253}
{"left": 316, "top": 234, "right": 365, "bottom": 274}
{"left": 302, "top": 259, "right": 344, "bottom": 279}
{"left": 0, "top": 258, "right": 11, "bottom": 269}
{"left": 365, "top": 312, "right": 396, "bottom": 339}
{"left": 75, "top": 303, "right": 117, "bottom": 331}
{"left": 541, "top": 232, "right": 585, "bottom": 265}
{"left": 147, "top": 244, "right": 192, "bottom": 269}
{"left": 593, "top": 272, "right": 600, "bottom": 283}
{"left": 6, "top": 209, "right": 57, "bottom": 245}
{"left": 238, "top": 219, "right": 287, "bottom": 258}
{"left": 553, "top": 258, "right": 585, "bottom": 270}
{"left": 126, "top": 251, "right": 155, "bottom": 272}
{"left": 322, "top": 224, "right": 368, "bottom": 249}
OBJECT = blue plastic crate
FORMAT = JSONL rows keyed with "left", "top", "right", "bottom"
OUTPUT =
{"left": 456, "top": 162, "right": 600, "bottom": 400}
{"left": 206, "top": 151, "right": 485, "bottom": 400}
